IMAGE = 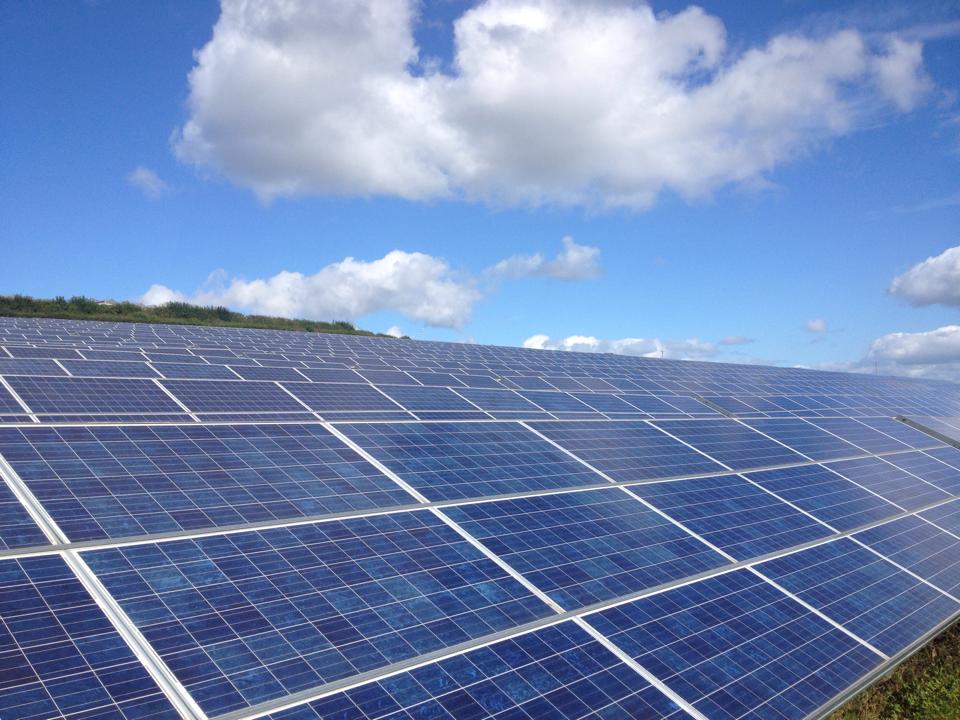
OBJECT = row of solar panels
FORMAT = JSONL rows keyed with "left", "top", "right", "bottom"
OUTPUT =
{"left": 1, "top": 413, "right": 960, "bottom": 719}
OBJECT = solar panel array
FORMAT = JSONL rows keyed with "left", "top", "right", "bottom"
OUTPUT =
{"left": 0, "top": 316, "right": 959, "bottom": 720}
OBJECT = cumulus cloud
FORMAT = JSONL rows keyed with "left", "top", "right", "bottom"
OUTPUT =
{"left": 888, "top": 245, "right": 960, "bottom": 307}
{"left": 127, "top": 166, "right": 170, "bottom": 199}
{"left": 384, "top": 325, "right": 404, "bottom": 338}
{"left": 174, "top": 0, "right": 931, "bottom": 208}
{"left": 522, "top": 333, "right": 718, "bottom": 360}
{"left": 489, "top": 237, "right": 600, "bottom": 279}
{"left": 862, "top": 325, "right": 960, "bottom": 381}
{"left": 142, "top": 251, "right": 481, "bottom": 328}
{"left": 806, "top": 319, "right": 828, "bottom": 332}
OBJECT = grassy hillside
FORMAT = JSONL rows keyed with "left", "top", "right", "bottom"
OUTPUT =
{"left": 0, "top": 294, "right": 386, "bottom": 336}
{"left": 830, "top": 621, "right": 959, "bottom": 720}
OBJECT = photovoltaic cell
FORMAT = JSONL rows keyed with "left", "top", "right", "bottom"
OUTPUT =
{"left": 0, "top": 480, "right": 48, "bottom": 550}
{"left": 83, "top": 511, "right": 553, "bottom": 715}
{"left": 0, "top": 383, "right": 26, "bottom": 414}
{"left": 826, "top": 455, "right": 951, "bottom": 512}
{"left": 454, "top": 388, "right": 545, "bottom": 414}
{"left": 756, "top": 538, "right": 960, "bottom": 656}
{"left": 924, "top": 445, "right": 960, "bottom": 473}
{"left": 629, "top": 474, "right": 833, "bottom": 560}
{"left": 161, "top": 380, "right": 307, "bottom": 413}
{"left": 0, "top": 554, "right": 179, "bottom": 720}
{"left": 0, "top": 423, "right": 416, "bottom": 541}
{"left": 376, "top": 385, "right": 480, "bottom": 413}
{"left": 338, "top": 422, "right": 603, "bottom": 501}
{"left": 6, "top": 377, "right": 184, "bottom": 414}
{"left": 741, "top": 419, "right": 862, "bottom": 461}
{"left": 5, "top": 346, "right": 83, "bottom": 360}
{"left": 517, "top": 390, "right": 595, "bottom": 414}
{"left": 59, "top": 360, "right": 161, "bottom": 379}
{"left": 442, "top": 488, "right": 729, "bottom": 609}
{"left": 920, "top": 498, "right": 960, "bottom": 535}
{"left": 859, "top": 417, "right": 944, "bottom": 449}
{"left": 229, "top": 366, "right": 309, "bottom": 382}
{"left": 569, "top": 393, "right": 642, "bottom": 415}
{"left": 265, "top": 621, "right": 690, "bottom": 720}
{"left": 744, "top": 464, "right": 900, "bottom": 532}
{"left": 528, "top": 421, "right": 724, "bottom": 482}
{"left": 0, "top": 358, "right": 67, "bottom": 376}
{"left": 882, "top": 451, "right": 960, "bottom": 495}
{"left": 652, "top": 419, "right": 806, "bottom": 470}
{"left": 586, "top": 569, "right": 882, "bottom": 720}
{"left": 150, "top": 362, "right": 240, "bottom": 380}
{"left": 295, "top": 368, "right": 366, "bottom": 384}
{"left": 854, "top": 516, "right": 960, "bottom": 596}
{"left": 618, "top": 394, "right": 690, "bottom": 416}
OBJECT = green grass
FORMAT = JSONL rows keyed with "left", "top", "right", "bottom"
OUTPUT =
{"left": 0, "top": 294, "right": 391, "bottom": 336}
{"left": 830, "top": 621, "right": 960, "bottom": 720}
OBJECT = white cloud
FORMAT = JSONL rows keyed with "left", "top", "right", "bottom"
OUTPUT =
{"left": 805, "top": 318, "right": 828, "bottom": 332}
{"left": 719, "top": 335, "right": 754, "bottom": 346}
{"left": 523, "top": 333, "right": 717, "bottom": 360}
{"left": 489, "top": 237, "right": 600, "bottom": 279}
{"left": 888, "top": 245, "right": 960, "bottom": 307}
{"left": 142, "top": 251, "right": 481, "bottom": 328}
{"left": 384, "top": 325, "right": 404, "bottom": 338}
{"left": 174, "top": 0, "right": 931, "bottom": 209}
{"left": 127, "top": 166, "right": 170, "bottom": 199}
{"left": 862, "top": 325, "right": 960, "bottom": 381}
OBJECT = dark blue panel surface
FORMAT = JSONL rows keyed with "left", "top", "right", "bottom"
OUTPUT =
{"left": 529, "top": 421, "right": 724, "bottom": 482}
{"left": 826, "top": 456, "right": 950, "bottom": 511}
{"left": 517, "top": 390, "right": 595, "bottom": 414}
{"left": 282, "top": 382, "right": 403, "bottom": 414}
{"left": 229, "top": 366, "right": 309, "bottom": 382}
{"left": 0, "top": 358, "right": 67, "bottom": 376}
{"left": 338, "top": 421, "right": 603, "bottom": 501}
{"left": 84, "top": 511, "right": 553, "bottom": 715}
{"left": 883, "top": 451, "right": 960, "bottom": 495}
{"left": 0, "top": 555, "right": 179, "bottom": 720}
{"left": 757, "top": 538, "right": 959, "bottom": 655}
{"left": 630, "top": 474, "right": 833, "bottom": 559}
{"left": 0, "top": 480, "right": 48, "bottom": 550}
{"left": 7, "top": 377, "right": 183, "bottom": 414}
{"left": 745, "top": 464, "right": 900, "bottom": 531}
{"left": 443, "top": 489, "right": 729, "bottom": 609}
{"left": 0, "top": 424, "right": 414, "bottom": 541}
{"left": 920, "top": 498, "right": 960, "bottom": 535}
{"left": 60, "top": 360, "right": 161, "bottom": 379}
{"left": 151, "top": 362, "right": 240, "bottom": 380}
{"left": 586, "top": 569, "right": 882, "bottom": 720}
{"left": 161, "top": 380, "right": 306, "bottom": 413}
{"left": 377, "top": 385, "right": 479, "bottom": 412}
{"left": 859, "top": 418, "right": 944, "bottom": 449}
{"left": 652, "top": 419, "right": 805, "bottom": 470}
{"left": 855, "top": 516, "right": 960, "bottom": 596}
{"left": 455, "top": 389, "right": 545, "bottom": 413}
{"left": 267, "top": 621, "right": 690, "bottom": 720}
{"left": 808, "top": 418, "right": 911, "bottom": 454}
{"left": 742, "top": 419, "right": 862, "bottom": 461}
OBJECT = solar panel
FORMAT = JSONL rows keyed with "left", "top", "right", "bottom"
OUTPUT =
{"left": 83, "top": 511, "right": 553, "bottom": 715}
{"left": 652, "top": 419, "right": 806, "bottom": 470}
{"left": 516, "top": 390, "right": 596, "bottom": 415}
{"left": 756, "top": 538, "right": 959, "bottom": 655}
{"left": 585, "top": 569, "right": 882, "bottom": 720}
{"left": 295, "top": 367, "right": 366, "bottom": 384}
{"left": 920, "top": 498, "right": 960, "bottom": 535}
{"left": 151, "top": 361, "right": 240, "bottom": 380}
{"left": 806, "top": 417, "right": 911, "bottom": 454}
{"left": 743, "top": 464, "right": 900, "bottom": 531}
{"left": 376, "top": 385, "right": 480, "bottom": 413}
{"left": 741, "top": 418, "right": 863, "bottom": 461}
{"left": 528, "top": 421, "right": 725, "bottom": 482}
{"left": 0, "top": 423, "right": 417, "bottom": 541}
{"left": 0, "top": 555, "right": 179, "bottom": 720}
{"left": 442, "top": 488, "right": 729, "bottom": 609}
{"left": 6, "top": 376, "right": 184, "bottom": 414}
{"left": 0, "top": 358, "right": 67, "bottom": 376}
{"left": 826, "top": 456, "right": 951, "bottom": 510}
{"left": 629, "top": 474, "right": 833, "bottom": 559}
{"left": 229, "top": 365, "right": 309, "bottom": 382}
{"left": 267, "top": 621, "right": 691, "bottom": 720}
{"left": 454, "top": 388, "right": 545, "bottom": 414}
{"left": 0, "top": 480, "right": 48, "bottom": 550}
{"left": 858, "top": 417, "right": 944, "bottom": 449}
{"left": 338, "top": 422, "right": 603, "bottom": 501}
{"left": 281, "top": 382, "right": 404, "bottom": 414}
{"left": 161, "top": 379, "right": 307, "bottom": 413}
{"left": 882, "top": 451, "right": 960, "bottom": 495}
{"left": 59, "top": 359, "right": 161, "bottom": 379}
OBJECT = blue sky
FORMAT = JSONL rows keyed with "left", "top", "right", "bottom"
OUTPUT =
{"left": 1, "top": 0, "right": 959, "bottom": 378}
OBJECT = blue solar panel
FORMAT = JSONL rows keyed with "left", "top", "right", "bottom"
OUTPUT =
{"left": 0, "top": 358, "right": 67, "bottom": 376}
{"left": 405, "top": 372, "right": 463, "bottom": 387}
{"left": 358, "top": 370, "right": 417, "bottom": 386}
{"left": 630, "top": 474, "right": 833, "bottom": 560}
{"left": 281, "top": 382, "right": 404, "bottom": 414}
{"left": 0, "top": 423, "right": 415, "bottom": 541}
{"left": 744, "top": 464, "right": 900, "bottom": 532}
{"left": 586, "top": 569, "right": 882, "bottom": 720}
{"left": 807, "top": 417, "right": 912, "bottom": 453}
{"left": 0, "top": 384, "right": 26, "bottom": 414}
{"left": 295, "top": 368, "right": 366, "bottom": 384}
{"left": 855, "top": 516, "right": 960, "bottom": 596}
{"left": 443, "top": 488, "right": 729, "bottom": 609}
{"left": 266, "top": 621, "right": 690, "bottom": 720}
{"left": 652, "top": 419, "right": 806, "bottom": 470}
{"left": 4, "top": 346, "right": 83, "bottom": 359}
{"left": 569, "top": 393, "right": 642, "bottom": 415}
{"left": 882, "top": 451, "right": 960, "bottom": 495}
{"left": 0, "top": 555, "right": 179, "bottom": 720}
{"left": 161, "top": 380, "right": 306, "bottom": 413}
{"left": 618, "top": 393, "right": 687, "bottom": 416}
{"left": 83, "top": 511, "right": 553, "bottom": 715}
{"left": 826, "top": 456, "right": 951, "bottom": 511}
{"left": 920, "top": 498, "right": 960, "bottom": 535}
{"left": 742, "top": 419, "right": 863, "bottom": 461}
{"left": 756, "top": 538, "right": 960, "bottom": 655}
{"left": 924, "top": 445, "right": 960, "bottom": 473}
{"left": 528, "top": 421, "right": 725, "bottom": 482}
{"left": 59, "top": 360, "right": 161, "bottom": 379}
{"left": 654, "top": 396, "right": 718, "bottom": 416}
{"left": 454, "top": 389, "right": 544, "bottom": 414}
{"left": 338, "top": 422, "right": 603, "bottom": 501}
{"left": 6, "top": 377, "right": 184, "bottom": 414}
{"left": 859, "top": 417, "right": 943, "bottom": 449}
{"left": 151, "top": 362, "right": 240, "bottom": 380}
{"left": 516, "top": 390, "right": 595, "bottom": 414}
